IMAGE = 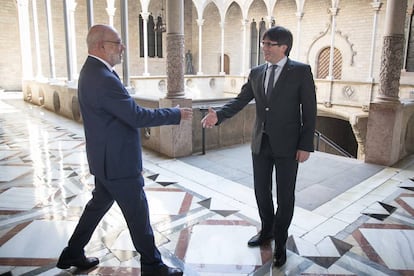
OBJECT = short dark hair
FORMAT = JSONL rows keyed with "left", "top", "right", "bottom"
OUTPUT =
{"left": 262, "top": 26, "right": 293, "bottom": 57}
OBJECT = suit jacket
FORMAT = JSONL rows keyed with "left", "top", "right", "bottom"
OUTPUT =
{"left": 78, "top": 56, "right": 181, "bottom": 181}
{"left": 216, "top": 58, "right": 316, "bottom": 157}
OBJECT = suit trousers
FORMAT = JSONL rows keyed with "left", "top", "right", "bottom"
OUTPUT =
{"left": 252, "top": 134, "right": 298, "bottom": 248}
{"left": 67, "top": 174, "right": 163, "bottom": 269}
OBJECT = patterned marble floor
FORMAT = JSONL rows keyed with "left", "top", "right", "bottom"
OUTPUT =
{"left": 0, "top": 92, "right": 413, "bottom": 276}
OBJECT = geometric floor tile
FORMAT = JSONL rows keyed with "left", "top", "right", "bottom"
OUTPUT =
{"left": 0, "top": 165, "right": 32, "bottom": 182}
{"left": 110, "top": 229, "right": 143, "bottom": 252}
{"left": 290, "top": 236, "right": 352, "bottom": 268}
{"left": 0, "top": 187, "right": 55, "bottom": 210}
{"left": 146, "top": 190, "right": 187, "bottom": 215}
{"left": 146, "top": 173, "right": 159, "bottom": 181}
{"left": 48, "top": 140, "right": 84, "bottom": 151}
{"left": 362, "top": 201, "right": 397, "bottom": 221}
{"left": 359, "top": 228, "right": 414, "bottom": 270}
{"left": 302, "top": 263, "right": 355, "bottom": 275}
{"left": 399, "top": 178, "right": 414, "bottom": 192}
{"left": 197, "top": 198, "right": 239, "bottom": 217}
{"left": 0, "top": 150, "right": 19, "bottom": 161}
{"left": 145, "top": 173, "right": 177, "bottom": 186}
{"left": 0, "top": 220, "right": 77, "bottom": 258}
{"left": 184, "top": 224, "right": 261, "bottom": 266}
{"left": 397, "top": 195, "right": 414, "bottom": 216}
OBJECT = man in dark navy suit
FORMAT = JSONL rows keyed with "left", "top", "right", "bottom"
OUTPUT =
{"left": 56, "top": 24, "right": 191, "bottom": 276}
{"left": 202, "top": 26, "right": 316, "bottom": 268}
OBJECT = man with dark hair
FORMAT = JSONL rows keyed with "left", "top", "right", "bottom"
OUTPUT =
{"left": 56, "top": 24, "right": 191, "bottom": 276}
{"left": 201, "top": 26, "right": 316, "bottom": 267}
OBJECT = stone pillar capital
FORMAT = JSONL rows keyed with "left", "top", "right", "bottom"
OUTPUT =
{"left": 66, "top": 0, "right": 77, "bottom": 12}
{"left": 15, "top": 0, "right": 29, "bottom": 7}
{"left": 371, "top": 1, "right": 382, "bottom": 11}
{"left": 141, "top": 12, "right": 150, "bottom": 21}
{"left": 265, "top": 15, "right": 273, "bottom": 24}
{"left": 295, "top": 12, "right": 304, "bottom": 19}
{"left": 329, "top": 7, "right": 339, "bottom": 16}
{"left": 196, "top": 18, "right": 204, "bottom": 26}
{"left": 106, "top": 7, "right": 116, "bottom": 17}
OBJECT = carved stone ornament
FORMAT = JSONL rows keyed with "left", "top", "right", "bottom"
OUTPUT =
{"left": 343, "top": 85, "right": 355, "bottom": 98}
{"left": 378, "top": 35, "right": 404, "bottom": 100}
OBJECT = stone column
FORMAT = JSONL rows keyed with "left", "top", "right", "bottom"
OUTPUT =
{"left": 86, "top": 0, "right": 93, "bottom": 28}
{"left": 327, "top": 7, "right": 339, "bottom": 81}
{"left": 120, "top": 0, "right": 130, "bottom": 88}
{"left": 16, "top": 0, "right": 33, "bottom": 80}
{"left": 367, "top": 1, "right": 382, "bottom": 82}
{"left": 160, "top": 0, "right": 192, "bottom": 157}
{"left": 62, "top": 0, "right": 78, "bottom": 82}
{"left": 166, "top": 0, "right": 184, "bottom": 99}
{"left": 295, "top": 12, "right": 304, "bottom": 60}
{"left": 196, "top": 18, "right": 204, "bottom": 75}
{"left": 365, "top": 0, "right": 407, "bottom": 165}
{"left": 241, "top": 18, "right": 248, "bottom": 76}
{"left": 141, "top": 12, "right": 150, "bottom": 76}
{"left": 106, "top": 0, "right": 116, "bottom": 27}
{"left": 403, "top": 7, "right": 413, "bottom": 70}
{"left": 32, "top": 0, "right": 43, "bottom": 79}
{"left": 45, "top": 0, "right": 56, "bottom": 79}
{"left": 219, "top": 21, "right": 225, "bottom": 75}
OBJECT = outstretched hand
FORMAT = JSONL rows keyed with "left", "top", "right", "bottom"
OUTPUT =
{"left": 178, "top": 106, "right": 193, "bottom": 120}
{"left": 201, "top": 107, "right": 218, "bottom": 128}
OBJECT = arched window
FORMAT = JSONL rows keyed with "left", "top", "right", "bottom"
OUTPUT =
{"left": 139, "top": 15, "right": 144, "bottom": 58}
{"left": 219, "top": 54, "right": 230, "bottom": 74}
{"left": 155, "top": 16, "right": 164, "bottom": 58}
{"left": 148, "top": 15, "right": 156, "bottom": 57}
{"left": 139, "top": 14, "right": 163, "bottom": 58}
{"left": 317, "top": 47, "right": 343, "bottom": 79}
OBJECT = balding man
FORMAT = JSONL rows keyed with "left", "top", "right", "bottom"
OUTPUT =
{"left": 56, "top": 24, "right": 190, "bottom": 276}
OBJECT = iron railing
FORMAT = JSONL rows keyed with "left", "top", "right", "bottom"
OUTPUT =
{"left": 314, "top": 130, "right": 354, "bottom": 158}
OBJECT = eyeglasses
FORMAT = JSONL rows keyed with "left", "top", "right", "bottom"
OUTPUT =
{"left": 260, "top": 42, "right": 281, "bottom": 48}
{"left": 103, "top": 40, "right": 123, "bottom": 45}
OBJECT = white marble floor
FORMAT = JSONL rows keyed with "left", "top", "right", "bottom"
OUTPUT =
{"left": 0, "top": 92, "right": 413, "bottom": 275}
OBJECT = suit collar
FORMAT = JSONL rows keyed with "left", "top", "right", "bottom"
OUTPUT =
{"left": 88, "top": 55, "right": 114, "bottom": 73}
{"left": 266, "top": 56, "right": 288, "bottom": 69}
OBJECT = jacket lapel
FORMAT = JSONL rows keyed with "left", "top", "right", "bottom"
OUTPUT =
{"left": 259, "top": 64, "right": 268, "bottom": 99}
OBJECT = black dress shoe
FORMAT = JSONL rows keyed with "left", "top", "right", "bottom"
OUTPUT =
{"left": 56, "top": 247, "right": 99, "bottom": 270}
{"left": 247, "top": 232, "right": 273, "bottom": 247}
{"left": 141, "top": 264, "right": 183, "bottom": 276}
{"left": 273, "top": 246, "right": 287, "bottom": 267}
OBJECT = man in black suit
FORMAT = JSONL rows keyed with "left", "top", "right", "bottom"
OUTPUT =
{"left": 201, "top": 26, "right": 316, "bottom": 267}
{"left": 56, "top": 24, "right": 192, "bottom": 276}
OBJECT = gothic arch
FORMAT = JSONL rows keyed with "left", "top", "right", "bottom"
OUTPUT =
{"left": 306, "top": 25, "right": 356, "bottom": 74}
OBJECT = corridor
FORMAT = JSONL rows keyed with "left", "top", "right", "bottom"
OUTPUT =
{"left": 0, "top": 92, "right": 413, "bottom": 275}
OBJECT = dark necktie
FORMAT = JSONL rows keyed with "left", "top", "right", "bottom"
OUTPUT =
{"left": 266, "top": 65, "right": 277, "bottom": 99}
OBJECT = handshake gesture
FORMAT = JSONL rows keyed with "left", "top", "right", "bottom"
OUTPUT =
{"left": 201, "top": 107, "right": 218, "bottom": 128}
{"left": 177, "top": 105, "right": 193, "bottom": 121}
